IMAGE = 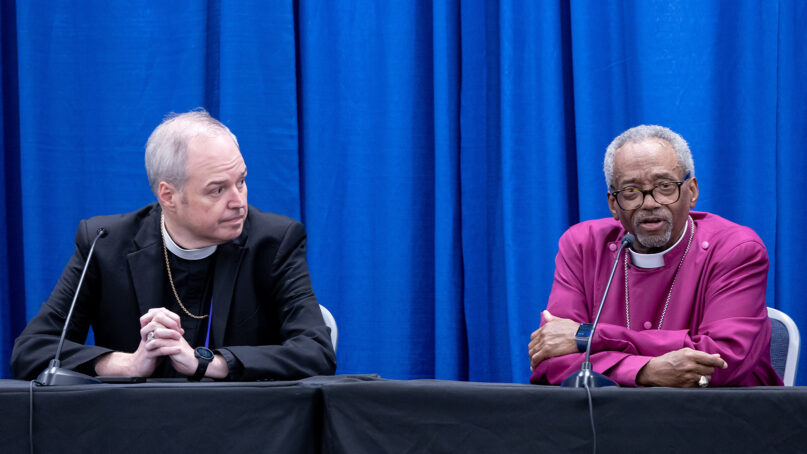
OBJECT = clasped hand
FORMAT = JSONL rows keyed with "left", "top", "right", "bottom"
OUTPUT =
{"left": 94, "top": 308, "right": 198, "bottom": 377}
{"left": 135, "top": 307, "right": 199, "bottom": 376}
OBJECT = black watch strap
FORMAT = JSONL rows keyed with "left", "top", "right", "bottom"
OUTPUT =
{"left": 575, "top": 323, "right": 594, "bottom": 353}
{"left": 191, "top": 347, "right": 214, "bottom": 381}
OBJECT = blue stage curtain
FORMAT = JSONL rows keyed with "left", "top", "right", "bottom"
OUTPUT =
{"left": 1, "top": 1, "right": 806, "bottom": 385}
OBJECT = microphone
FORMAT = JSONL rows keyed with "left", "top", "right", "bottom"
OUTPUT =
{"left": 561, "top": 233, "right": 634, "bottom": 388}
{"left": 36, "top": 227, "right": 108, "bottom": 386}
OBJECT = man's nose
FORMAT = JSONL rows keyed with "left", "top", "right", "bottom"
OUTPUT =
{"left": 228, "top": 187, "right": 246, "bottom": 208}
{"left": 641, "top": 191, "right": 661, "bottom": 209}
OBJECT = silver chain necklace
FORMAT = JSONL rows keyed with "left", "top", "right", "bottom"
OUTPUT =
{"left": 624, "top": 216, "right": 694, "bottom": 330}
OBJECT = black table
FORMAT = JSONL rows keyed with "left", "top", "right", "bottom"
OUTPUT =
{"left": 0, "top": 379, "right": 321, "bottom": 453}
{"left": 321, "top": 379, "right": 807, "bottom": 453}
{"left": 1, "top": 376, "right": 805, "bottom": 454}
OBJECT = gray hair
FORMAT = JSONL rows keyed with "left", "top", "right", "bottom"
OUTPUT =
{"left": 144, "top": 108, "right": 239, "bottom": 195}
{"left": 603, "top": 125, "right": 695, "bottom": 188}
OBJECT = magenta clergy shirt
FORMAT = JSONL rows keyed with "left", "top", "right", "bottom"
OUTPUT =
{"left": 530, "top": 211, "right": 782, "bottom": 386}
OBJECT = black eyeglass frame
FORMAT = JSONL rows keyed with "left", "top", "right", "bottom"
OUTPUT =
{"left": 609, "top": 173, "right": 691, "bottom": 211}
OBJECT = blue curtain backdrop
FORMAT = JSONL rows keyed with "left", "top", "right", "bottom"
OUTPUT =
{"left": 1, "top": 1, "right": 805, "bottom": 384}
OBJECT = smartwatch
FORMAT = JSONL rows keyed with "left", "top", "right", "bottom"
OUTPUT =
{"left": 575, "top": 323, "right": 594, "bottom": 353}
{"left": 191, "top": 347, "right": 214, "bottom": 381}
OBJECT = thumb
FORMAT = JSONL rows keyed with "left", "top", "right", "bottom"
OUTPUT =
{"left": 542, "top": 310, "right": 554, "bottom": 322}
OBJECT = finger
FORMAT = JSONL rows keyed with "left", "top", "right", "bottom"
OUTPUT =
{"left": 531, "top": 351, "right": 546, "bottom": 369}
{"left": 144, "top": 336, "right": 183, "bottom": 352}
{"left": 147, "top": 345, "right": 183, "bottom": 357}
{"left": 139, "top": 307, "right": 166, "bottom": 327}
{"left": 529, "top": 335, "right": 545, "bottom": 353}
{"left": 140, "top": 324, "right": 155, "bottom": 340}
{"left": 529, "top": 327, "right": 547, "bottom": 346}
{"left": 140, "top": 322, "right": 165, "bottom": 339}
{"left": 147, "top": 307, "right": 181, "bottom": 321}
{"left": 140, "top": 307, "right": 182, "bottom": 327}
{"left": 528, "top": 336, "right": 541, "bottom": 351}
{"left": 149, "top": 327, "right": 183, "bottom": 341}
{"left": 151, "top": 312, "right": 184, "bottom": 333}
{"left": 711, "top": 353, "right": 728, "bottom": 369}
{"left": 691, "top": 351, "right": 726, "bottom": 368}
{"left": 140, "top": 323, "right": 182, "bottom": 341}
{"left": 140, "top": 309, "right": 158, "bottom": 327}
{"left": 530, "top": 329, "right": 541, "bottom": 339}
{"left": 692, "top": 365, "right": 716, "bottom": 377}
{"left": 684, "top": 372, "right": 713, "bottom": 388}
{"left": 542, "top": 310, "right": 553, "bottom": 322}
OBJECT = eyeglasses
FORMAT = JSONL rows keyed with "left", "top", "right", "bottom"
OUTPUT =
{"left": 610, "top": 174, "right": 690, "bottom": 211}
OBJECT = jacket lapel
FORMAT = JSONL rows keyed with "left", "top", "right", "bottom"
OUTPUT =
{"left": 127, "top": 207, "right": 166, "bottom": 317}
{"left": 125, "top": 204, "right": 249, "bottom": 347}
{"left": 211, "top": 217, "right": 249, "bottom": 348}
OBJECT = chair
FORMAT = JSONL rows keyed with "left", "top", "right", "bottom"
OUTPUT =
{"left": 319, "top": 304, "right": 338, "bottom": 352}
{"left": 768, "top": 307, "right": 800, "bottom": 386}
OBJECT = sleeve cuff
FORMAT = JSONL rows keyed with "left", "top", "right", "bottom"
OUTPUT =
{"left": 214, "top": 347, "right": 242, "bottom": 381}
{"left": 78, "top": 346, "right": 115, "bottom": 376}
{"left": 607, "top": 355, "right": 653, "bottom": 386}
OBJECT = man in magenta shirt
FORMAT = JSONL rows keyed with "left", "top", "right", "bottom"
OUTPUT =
{"left": 529, "top": 125, "right": 782, "bottom": 387}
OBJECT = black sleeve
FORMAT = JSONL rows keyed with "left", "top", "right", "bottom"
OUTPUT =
{"left": 220, "top": 221, "right": 336, "bottom": 381}
{"left": 10, "top": 220, "right": 112, "bottom": 380}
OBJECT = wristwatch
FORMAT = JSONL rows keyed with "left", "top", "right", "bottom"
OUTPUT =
{"left": 575, "top": 323, "right": 594, "bottom": 352}
{"left": 191, "top": 347, "right": 214, "bottom": 381}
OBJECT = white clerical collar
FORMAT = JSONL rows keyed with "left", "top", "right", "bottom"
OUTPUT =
{"left": 629, "top": 221, "right": 688, "bottom": 269}
{"left": 161, "top": 216, "right": 217, "bottom": 260}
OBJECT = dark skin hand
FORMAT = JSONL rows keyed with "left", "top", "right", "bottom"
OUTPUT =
{"left": 528, "top": 312, "right": 729, "bottom": 387}
{"left": 637, "top": 347, "right": 727, "bottom": 387}
{"left": 529, "top": 311, "right": 579, "bottom": 371}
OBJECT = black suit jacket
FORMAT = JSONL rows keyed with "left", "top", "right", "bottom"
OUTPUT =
{"left": 11, "top": 203, "right": 336, "bottom": 381}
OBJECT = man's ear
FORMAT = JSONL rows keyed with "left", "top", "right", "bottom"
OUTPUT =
{"left": 687, "top": 177, "right": 699, "bottom": 208}
{"left": 607, "top": 191, "right": 619, "bottom": 220}
{"left": 158, "top": 181, "right": 179, "bottom": 212}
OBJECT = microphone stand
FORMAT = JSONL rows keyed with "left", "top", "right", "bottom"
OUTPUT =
{"left": 561, "top": 233, "right": 634, "bottom": 388}
{"left": 36, "top": 228, "right": 107, "bottom": 386}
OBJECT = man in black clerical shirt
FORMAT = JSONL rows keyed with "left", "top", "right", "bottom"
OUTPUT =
{"left": 11, "top": 109, "right": 336, "bottom": 381}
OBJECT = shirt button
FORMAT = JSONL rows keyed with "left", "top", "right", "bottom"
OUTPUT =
{"left": 609, "top": 243, "right": 617, "bottom": 251}
{"left": 643, "top": 321, "right": 652, "bottom": 329}
{"left": 701, "top": 241, "right": 709, "bottom": 249}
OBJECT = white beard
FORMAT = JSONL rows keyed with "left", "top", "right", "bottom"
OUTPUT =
{"left": 632, "top": 208, "right": 673, "bottom": 249}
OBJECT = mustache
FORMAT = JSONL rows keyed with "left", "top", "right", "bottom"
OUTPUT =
{"left": 632, "top": 208, "right": 672, "bottom": 225}
{"left": 222, "top": 208, "right": 247, "bottom": 221}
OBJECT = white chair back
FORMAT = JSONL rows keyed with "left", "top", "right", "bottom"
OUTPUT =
{"left": 319, "top": 304, "right": 338, "bottom": 352}
{"left": 768, "top": 307, "right": 800, "bottom": 386}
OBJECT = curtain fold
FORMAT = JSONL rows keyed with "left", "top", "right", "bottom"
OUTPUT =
{"left": 775, "top": 0, "right": 807, "bottom": 374}
{"left": 1, "top": 0, "right": 805, "bottom": 385}
{"left": 1, "top": 0, "right": 25, "bottom": 382}
{"left": 432, "top": 0, "right": 467, "bottom": 380}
